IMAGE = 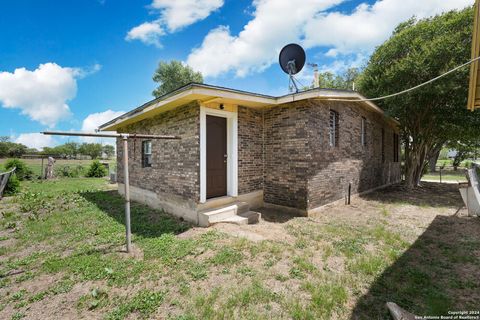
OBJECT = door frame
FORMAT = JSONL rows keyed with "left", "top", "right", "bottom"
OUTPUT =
{"left": 200, "top": 105, "right": 238, "bottom": 203}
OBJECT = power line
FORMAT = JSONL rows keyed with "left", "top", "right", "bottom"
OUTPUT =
{"left": 320, "top": 55, "right": 480, "bottom": 103}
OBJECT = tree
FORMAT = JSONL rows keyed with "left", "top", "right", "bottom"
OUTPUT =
{"left": 63, "top": 142, "right": 79, "bottom": 158}
{"left": 305, "top": 68, "right": 360, "bottom": 90}
{"left": 102, "top": 145, "right": 115, "bottom": 159}
{"left": 0, "top": 137, "right": 28, "bottom": 158}
{"left": 447, "top": 140, "right": 479, "bottom": 170}
{"left": 152, "top": 60, "right": 203, "bottom": 98}
{"left": 358, "top": 7, "right": 480, "bottom": 188}
{"left": 78, "top": 143, "right": 103, "bottom": 159}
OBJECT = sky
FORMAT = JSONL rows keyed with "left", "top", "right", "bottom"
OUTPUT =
{"left": 0, "top": 0, "right": 474, "bottom": 149}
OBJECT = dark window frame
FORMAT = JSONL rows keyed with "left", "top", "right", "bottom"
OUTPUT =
{"left": 361, "top": 117, "right": 367, "bottom": 147}
{"left": 393, "top": 133, "right": 399, "bottom": 162}
{"left": 329, "top": 110, "right": 339, "bottom": 147}
{"left": 381, "top": 128, "right": 385, "bottom": 163}
{"left": 142, "top": 140, "right": 152, "bottom": 168}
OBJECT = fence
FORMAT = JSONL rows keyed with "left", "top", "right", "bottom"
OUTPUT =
{"left": 423, "top": 166, "right": 468, "bottom": 183}
{"left": 0, "top": 167, "right": 16, "bottom": 200}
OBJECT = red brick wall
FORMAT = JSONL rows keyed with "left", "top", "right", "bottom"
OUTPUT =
{"left": 306, "top": 100, "right": 400, "bottom": 209}
{"left": 116, "top": 102, "right": 200, "bottom": 201}
{"left": 262, "top": 99, "right": 400, "bottom": 210}
{"left": 238, "top": 106, "right": 264, "bottom": 194}
{"left": 263, "top": 103, "right": 310, "bottom": 209}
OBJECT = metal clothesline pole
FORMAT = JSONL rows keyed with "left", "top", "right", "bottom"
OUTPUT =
{"left": 42, "top": 131, "right": 180, "bottom": 253}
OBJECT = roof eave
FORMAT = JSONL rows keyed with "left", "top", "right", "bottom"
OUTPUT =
{"left": 99, "top": 84, "right": 399, "bottom": 131}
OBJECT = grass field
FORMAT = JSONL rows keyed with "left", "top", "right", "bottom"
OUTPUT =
{"left": 0, "top": 158, "right": 115, "bottom": 178}
{"left": 0, "top": 179, "right": 478, "bottom": 319}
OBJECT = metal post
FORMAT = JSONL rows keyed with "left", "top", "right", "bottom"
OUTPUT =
{"left": 40, "top": 130, "right": 181, "bottom": 255}
{"left": 123, "top": 135, "right": 131, "bottom": 253}
{"left": 440, "top": 168, "right": 442, "bottom": 183}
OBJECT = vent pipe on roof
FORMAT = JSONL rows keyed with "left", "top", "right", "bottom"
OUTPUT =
{"left": 308, "top": 63, "right": 319, "bottom": 88}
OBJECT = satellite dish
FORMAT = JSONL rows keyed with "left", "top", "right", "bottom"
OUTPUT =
{"left": 279, "top": 43, "right": 306, "bottom": 75}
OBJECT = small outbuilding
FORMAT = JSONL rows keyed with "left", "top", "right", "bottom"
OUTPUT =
{"left": 99, "top": 83, "right": 401, "bottom": 226}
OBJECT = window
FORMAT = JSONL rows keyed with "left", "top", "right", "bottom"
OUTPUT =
{"left": 393, "top": 133, "right": 399, "bottom": 162}
{"left": 361, "top": 117, "right": 367, "bottom": 146}
{"left": 381, "top": 128, "right": 385, "bottom": 163}
{"left": 329, "top": 110, "right": 339, "bottom": 147}
{"left": 142, "top": 140, "right": 152, "bottom": 167}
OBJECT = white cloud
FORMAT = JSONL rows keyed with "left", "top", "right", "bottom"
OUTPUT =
{"left": 0, "top": 63, "right": 99, "bottom": 127}
{"left": 187, "top": 0, "right": 344, "bottom": 77}
{"left": 81, "top": 109, "right": 125, "bottom": 144}
{"left": 187, "top": 0, "right": 473, "bottom": 78}
{"left": 15, "top": 133, "right": 56, "bottom": 151}
{"left": 303, "top": 0, "right": 473, "bottom": 55}
{"left": 125, "top": 22, "right": 165, "bottom": 47}
{"left": 126, "top": 0, "right": 223, "bottom": 46}
{"left": 152, "top": 0, "right": 224, "bottom": 32}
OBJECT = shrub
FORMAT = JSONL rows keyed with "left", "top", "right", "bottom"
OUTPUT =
{"left": 86, "top": 160, "right": 108, "bottom": 178}
{"left": 55, "top": 165, "right": 85, "bottom": 178}
{"left": 4, "top": 173, "right": 20, "bottom": 196}
{"left": 4, "top": 159, "right": 33, "bottom": 181}
{"left": 464, "top": 160, "right": 472, "bottom": 169}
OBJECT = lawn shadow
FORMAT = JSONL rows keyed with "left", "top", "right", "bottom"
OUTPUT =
{"left": 80, "top": 190, "right": 192, "bottom": 239}
{"left": 350, "top": 213, "right": 480, "bottom": 319}
{"left": 360, "top": 181, "right": 463, "bottom": 208}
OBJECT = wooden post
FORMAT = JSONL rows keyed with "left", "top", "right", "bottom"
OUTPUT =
{"left": 440, "top": 168, "right": 442, "bottom": 183}
{"left": 348, "top": 183, "right": 351, "bottom": 205}
{"left": 123, "top": 135, "right": 131, "bottom": 253}
{"left": 41, "top": 158, "right": 44, "bottom": 179}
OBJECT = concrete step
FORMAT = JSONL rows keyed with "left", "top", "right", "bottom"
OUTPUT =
{"left": 198, "top": 201, "right": 250, "bottom": 227}
{"left": 238, "top": 211, "right": 261, "bottom": 224}
{"left": 197, "top": 196, "right": 236, "bottom": 211}
{"left": 216, "top": 215, "right": 249, "bottom": 225}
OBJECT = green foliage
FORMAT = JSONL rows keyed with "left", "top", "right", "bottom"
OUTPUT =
{"left": 86, "top": 160, "right": 108, "bottom": 178}
{"left": 358, "top": 7, "right": 480, "bottom": 188}
{"left": 54, "top": 165, "right": 85, "bottom": 178}
{"left": 42, "top": 142, "right": 107, "bottom": 159}
{"left": 439, "top": 148, "right": 450, "bottom": 160}
{"left": 0, "top": 137, "right": 28, "bottom": 158}
{"left": 78, "top": 143, "right": 103, "bottom": 159}
{"left": 317, "top": 68, "right": 360, "bottom": 90}
{"left": 106, "top": 290, "right": 165, "bottom": 320}
{"left": 152, "top": 60, "right": 203, "bottom": 98}
{"left": 210, "top": 247, "right": 244, "bottom": 266}
{"left": 3, "top": 173, "right": 20, "bottom": 196}
{"left": 4, "top": 159, "right": 33, "bottom": 181}
{"left": 102, "top": 145, "right": 115, "bottom": 159}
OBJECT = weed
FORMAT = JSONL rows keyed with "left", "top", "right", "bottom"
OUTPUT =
{"left": 210, "top": 247, "right": 243, "bottom": 266}
{"left": 186, "top": 260, "right": 208, "bottom": 280}
{"left": 106, "top": 290, "right": 165, "bottom": 320}
{"left": 348, "top": 254, "right": 386, "bottom": 276}
{"left": 11, "top": 312, "right": 25, "bottom": 320}
{"left": 77, "top": 287, "right": 109, "bottom": 311}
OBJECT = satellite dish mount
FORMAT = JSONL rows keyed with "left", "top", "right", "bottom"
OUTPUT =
{"left": 279, "top": 43, "right": 306, "bottom": 93}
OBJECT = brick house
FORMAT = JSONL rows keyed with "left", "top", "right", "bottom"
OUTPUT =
{"left": 99, "top": 83, "right": 401, "bottom": 226}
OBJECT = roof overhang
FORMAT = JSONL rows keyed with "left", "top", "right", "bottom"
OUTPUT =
{"left": 99, "top": 83, "right": 399, "bottom": 131}
{"left": 468, "top": 0, "right": 480, "bottom": 111}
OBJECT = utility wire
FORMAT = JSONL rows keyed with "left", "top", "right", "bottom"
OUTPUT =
{"left": 319, "top": 55, "right": 480, "bottom": 102}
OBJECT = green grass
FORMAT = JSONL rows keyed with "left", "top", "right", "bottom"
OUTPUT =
{"left": 0, "top": 178, "right": 477, "bottom": 319}
{"left": 106, "top": 289, "right": 166, "bottom": 320}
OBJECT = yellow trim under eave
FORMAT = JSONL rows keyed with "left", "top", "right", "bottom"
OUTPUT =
{"left": 468, "top": 0, "right": 480, "bottom": 111}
